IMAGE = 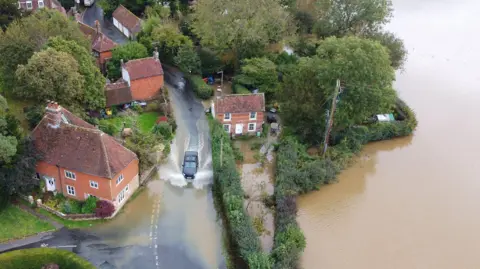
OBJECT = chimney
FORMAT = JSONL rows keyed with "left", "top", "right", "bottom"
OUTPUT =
{"left": 153, "top": 47, "right": 159, "bottom": 61}
{"left": 95, "top": 20, "right": 101, "bottom": 34}
{"left": 45, "top": 101, "right": 62, "bottom": 129}
{"left": 120, "top": 59, "right": 124, "bottom": 66}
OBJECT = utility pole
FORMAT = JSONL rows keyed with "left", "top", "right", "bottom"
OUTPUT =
{"left": 217, "top": 70, "right": 224, "bottom": 87}
{"left": 322, "top": 79, "right": 341, "bottom": 157}
{"left": 220, "top": 138, "right": 223, "bottom": 167}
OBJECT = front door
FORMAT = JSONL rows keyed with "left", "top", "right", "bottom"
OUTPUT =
{"left": 44, "top": 176, "right": 56, "bottom": 192}
{"left": 235, "top": 124, "right": 243, "bottom": 134}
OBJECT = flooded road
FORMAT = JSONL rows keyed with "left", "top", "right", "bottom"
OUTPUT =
{"left": 298, "top": 0, "right": 480, "bottom": 268}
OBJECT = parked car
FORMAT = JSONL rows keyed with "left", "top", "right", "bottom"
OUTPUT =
{"left": 267, "top": 113, "right": 277, "bottom": 123}
{"left": 182, "top": 151, "right": 199, "bottom": 180}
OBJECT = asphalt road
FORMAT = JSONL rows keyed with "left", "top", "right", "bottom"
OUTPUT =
{"left": 82, "top": 3, "right": 128, "bottom": 44}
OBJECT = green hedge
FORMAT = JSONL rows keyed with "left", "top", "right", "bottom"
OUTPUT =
{"left": 209, "top": 117, "right": 271, "bottom": 268}
{"left": 189, "top": 75, "right": 213, "bottom": 100}
{"left": 233, "top": 83, "right": 251, "bottom": 94}
{"left": 0, "top": 248, "right": 95, "bottom": 269}
{"left": 271, "top": 98, "right": 418, "bottom": 268}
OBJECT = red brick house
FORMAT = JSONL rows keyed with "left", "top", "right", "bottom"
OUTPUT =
{"left": 18, "top": 0, "right": 66, "bottom": 14}
{"left": 112, "top": 5, "right": 141, "bottom": 39}
{"left": 212, "top": 93, "right": 265, "bottom": 135}
{"left": 32, "top": 101, "right": 139, "bottom": 209}
{"left": 78, "top": 21, "right": 117, "bottom": 73}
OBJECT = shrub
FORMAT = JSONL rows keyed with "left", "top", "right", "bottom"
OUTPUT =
{"left": 189, "top": 75, "right": 213, "bottom": 100}
{"left": 86, "top": 116, "right": 99, "bottom": 126}
{"left": 233, "top": 83, "right": 251, "bottom": 94}
{"left": 168, "top": 117, "right": 177, "bottom": 132}
{"left": 98, "top": 121, "right": 118, "bottom": 136}
{"left": 0, "top": 248, "right": 96, "bottom": 269}
{"left": 145, "top": 101, "right": 160, "bottom": 112}
{"left": 81, "top": 196, "right": 98, "bottom": 214}
{"left": 208, "top": 117, "right": 271, "bottom": 268}
{"left": 61, "top": 200, "right": 82, "bottom": 214}
{"left": 25, "top": 105, "right": 45, "bottom": 130}
{"left": 152, "top": 122, "right": 172, "bottom": 139}
{"left": 95, "top": 200, "right": 115, "bottom": 218}
{"left": 131, "top": 103, "right": 143, "bottom": 113}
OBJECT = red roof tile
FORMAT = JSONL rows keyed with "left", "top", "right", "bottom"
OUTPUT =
{"left": 215, "top": 93, "right": 266, "bottom": 113}
{"left": 112, "top": 5, "right": 141, "bottom": 34}
{"left": 78, "top": 22, "right": 117, "bottom": 53}
{"left": 124, "top": 57, "right": 164, "bottom": 80}
{"left": 32, "top": 103, "right": 137, "bottom": 179}
{"left": 105, "top": 79, "right": 133, "bottom": 107}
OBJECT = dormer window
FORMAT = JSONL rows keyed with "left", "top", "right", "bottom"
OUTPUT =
{"left": 249, "top": 112, "right": 256, "bottom": 120}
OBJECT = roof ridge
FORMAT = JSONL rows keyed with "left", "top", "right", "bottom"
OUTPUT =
{"left": 99, "top": 133, "right": 113, "bottom": 179}
{"left": 125, "top": 57, "right": 155, "bottom": 63}
{"left": 118, "top": 4, "right": 140, "bottom": 20}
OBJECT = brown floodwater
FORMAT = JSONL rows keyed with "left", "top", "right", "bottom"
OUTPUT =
{"left": 298, "top": 0, "right": 480, "bottom": 268}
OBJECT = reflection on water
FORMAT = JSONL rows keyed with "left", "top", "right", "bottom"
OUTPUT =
{"left": 298, "top": 0, "right": 480, "bottom": 268}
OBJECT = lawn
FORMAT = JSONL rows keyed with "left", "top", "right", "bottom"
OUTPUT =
{"left": 0, "top": 205, "right": 54, "bottom": 243}
{"left": 0, "top": 248, "right": 95, "bottom": 269}
{"left": 36, "top": 208, "right": 106, "bottom": 229}
{"left": 100, "top": 111, "right": 159, "bottom": 134}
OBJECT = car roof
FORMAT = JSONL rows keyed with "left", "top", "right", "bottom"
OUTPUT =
{"left": 185, "top": 151, "right": 198, "bottom": 156}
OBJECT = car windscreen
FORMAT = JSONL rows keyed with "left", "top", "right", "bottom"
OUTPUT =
{"left": 185, "top": 156, "right": 196, "bottom": 161}
{"left": 184, "top": 161, "right": 196, "bottom": 168}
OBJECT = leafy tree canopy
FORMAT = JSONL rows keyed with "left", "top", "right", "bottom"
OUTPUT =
{"left": 280, "top": 36, "right": 397, "bottom": 144}
{"left": 15, "top": 48, "right": 84, "bottom": 109}
{"left": 191, "top": 0, "right": 294, "bottom": 66}
{"left": 98, "top": 0, "right": 154, "bottom": 18}
{"left": 367, "top": 30, "right": 408, "bottom": 70}
{"left": 107, "top": 42, "right": 148, "bottom": 80}
{"left": 174, "top": 44, "right": 201, "bottom": 74}
{"left": 46, "top": 37, "right": 106, "bottom": 110}
{"left": 0, "top": 9, "right": 89, "bottom": 91}
{"left": 313, "top": 0, "right": 393, "bottom": 38}
{"left": 235, "top": 57, "right": 279, "bottom": 98}
{"left": 0, "top": 0, "right": 23, "bottom": 30}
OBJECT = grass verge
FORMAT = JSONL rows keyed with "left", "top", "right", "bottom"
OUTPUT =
{"left": 0, "top": 248, "right": 95, "bottom": 269}
{"left": 0, "top": 204, "right": 54, "bottom": 243}
{"left": 35, "top": 208, "right": 106, "bottom": 229}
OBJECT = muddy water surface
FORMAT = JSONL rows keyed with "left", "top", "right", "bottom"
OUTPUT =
{"left": 298, "top": 0, "right": 480, "bottom": 268}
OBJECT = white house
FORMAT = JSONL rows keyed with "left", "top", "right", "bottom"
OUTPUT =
{"left": 112, "top": 5, "right": 141, "bottom": 39}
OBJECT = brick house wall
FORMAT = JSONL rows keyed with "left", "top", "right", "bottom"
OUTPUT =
{"left": 110, "top": 159, "right": 139, "bottom": 208}
{"left": 97, "top": 51, "right": 112, "bottom": 74}
{"left": 216, "top": 111, "right": 264, "bottom": 135}
{"left": 130, "top": 76, "right": 164, "bottom": 101}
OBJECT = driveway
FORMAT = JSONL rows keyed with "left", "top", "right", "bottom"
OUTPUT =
{"left": 82, "top": 3, "right": 128, "bottom": 44}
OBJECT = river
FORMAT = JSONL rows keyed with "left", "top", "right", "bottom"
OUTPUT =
{"left": 297, "top": 0, "right": 480, "bottom": 268}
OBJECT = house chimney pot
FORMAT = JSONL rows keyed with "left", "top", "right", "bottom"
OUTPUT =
{"left": 95, "top": 20, "right": 100, "bottom": 34}
{"left": 45, "top": 101, "right": 62, "bottom": 128}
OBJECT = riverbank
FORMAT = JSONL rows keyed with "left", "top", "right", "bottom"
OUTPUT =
{"left": 271, "top": 98, "right": 417, "bottom": 268}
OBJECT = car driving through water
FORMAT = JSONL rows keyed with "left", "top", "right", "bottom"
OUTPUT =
{"left": 182, "top": 151, "right": 198, "bottom": 180}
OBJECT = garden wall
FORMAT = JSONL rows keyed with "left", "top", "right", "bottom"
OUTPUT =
{"left": 271, "top": 98, "right": 418, "bottom": 269}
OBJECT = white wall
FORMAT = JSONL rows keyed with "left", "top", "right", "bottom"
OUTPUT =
{"left": 122, "top": 67, "right": 131, "bottom": 86}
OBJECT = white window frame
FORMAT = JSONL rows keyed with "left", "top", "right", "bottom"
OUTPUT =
{"left": 26, "top": 0, "right": 32, "bottom": 9}
{"left": 223, "top": 124, "right": 231, "bottom": 133}
{"left": 249, "top": 112, "right": 257, "bottom": 120}
{"left": 248, "top": 122, "right": 256, "bottom": 132}
{"left": 117, "top": 184, "right": 129, "bottom": 204}
{"left": 65, "top": 170, "right": 76, "bottom": 180}
{"left": 89, "top": 180, "right": 99, "bottom": 189}
{"left": 66, "top": 185, "right": 76, "bottom": 196}
{"left": 224, "top": 112, "right": 231, "bottom": 121}
{"left": 38, "top": 0, "right": 44, "bottom": 8}
{"left": 116, "top": 174, "right": 124, "bottom": 185}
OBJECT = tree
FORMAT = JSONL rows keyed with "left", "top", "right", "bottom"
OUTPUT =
{"left": 58, "top": 0, "right": 74, "bottom": 10}
{"left": 97, "top": 0, "right": 119, "bottom": 18}
{"left": 107, "top": 42, "right": 148, "bottom": 80}
{"left": 174, "top": 44, "right": 201, "bottom": 74}
{"left": 313, "top": 0, "right": 393, "bottom": 38}
{"left": 279, "top": 37, "right": 397, "bottom": 144}
{"left": 0, "top": 0, "right": 23, "bottom": 30}
{"left": 191, "top": 0, "right": 294, "bottom": 68}
{"left": 0, "top": 135, "right": 17, "bottom": 164}
{"left": 15, "top": 48, "right": 84, "bottom": 108}
{"left": 145, "top": 4, "right": 170, "bottom": 19}
{"left": 0, "top": 9, "right": 89, "bottom": 92}
{"left": 198, "top": 48, "right": 224, "bottom": 76}
{"left": 367, "top": 31, "right": 407, "bottom": 70}
{"left": 46, "top": 37, "right": 106, "bottom": 110}
{"left": 235, "top": 57, "right": 279, "bottom": 98}
{"left": 0, "top": 95, "right": 7, "bottom": 112}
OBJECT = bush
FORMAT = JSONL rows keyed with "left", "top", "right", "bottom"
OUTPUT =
{"left": 62, "top": 200, "right": 82, "bottom": 214}
{"left": 0, "top": 248, "right": 96, "bottom": 269}
{"left": 131, "top": 103, "right": 143, "bottom": 113}
{"left": 152, "top": 122, "right": 172, "bottom": 139}
{"left": 233, "top": 83, "right": 251, "bottom": 94}
{"left": 168, "top": 117, "right": 177, "bottom": 132}
{"left": 98, "top": 121, "right": 119, "bottom": 136}
{"left": 95, "top": 200, "right": 115, "bottom": 218}
{"left": 81, "top": 196, "right": 98, "bottom": 214}
{"left": 189, "top": 75, "right": 213, "bottom": 100}
{"left": 25, "top": 105, "right": 45, "bottom": 130}
{"left": 145, "top": 101, "right": 160, "bottom": 112}
{"left": 208, "top": 118, "right": 271, "bottom": 268}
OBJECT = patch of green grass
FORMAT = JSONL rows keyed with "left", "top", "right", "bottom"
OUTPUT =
{"left": 0, "top": 205, "right": 54, "bottom": 243}
{"left": 4, "top": 97, "right": 34, "bottom": 133}
{"left": 36, "top": 208, "right": 106, "bottom": 229}
{"left": 137, "top": 112, "right": 159, "bottom": 133}
{"left": 0, "top": 248, "right": 95, "bottom": 269}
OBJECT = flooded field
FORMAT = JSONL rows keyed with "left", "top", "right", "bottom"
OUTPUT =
{"left": 298, "top": 0, "right": 480, "bottom": 268}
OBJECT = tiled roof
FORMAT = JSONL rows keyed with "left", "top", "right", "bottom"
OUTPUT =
{"left": 112, "top": 5, "right": 141, "bottom": 34}
{"left": 32, "top": 103, "right": 137, "bottom": 179}
{"left": 78, "top": 22, "right": 117, "bottom": 53}
{"left": 124, "top": 57, "right": 164, "bottom": 80}
{"left": 215, "top": 93, "right": 266, "bottom": 113}
{"left": 105, "top": 79, "right": 133, "bottom": 107}
{"left": 19, "top": 0, "right": 66, "bottom": 15}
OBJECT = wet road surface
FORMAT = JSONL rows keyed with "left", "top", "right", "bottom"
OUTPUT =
{"left": 298, "top": 0, "right": 480, "bottom": 268}
{"left": 82, "top": 3, "right": 128, "bottom": 44}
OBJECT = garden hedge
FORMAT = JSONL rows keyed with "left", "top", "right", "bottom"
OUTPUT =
{"left": 209, "top": 117, "right": 271, "bottom": 269}
{"left": 0, "top": 248, "right": 95, "bottom": 269}
{"left": 271, "top": 98, "right": 418, "bottom": 268}
{"left": 189, "top": 75, "right": 213, "bottom": 100}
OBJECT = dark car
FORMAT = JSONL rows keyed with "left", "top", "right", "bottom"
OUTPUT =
{"left": 182, "top": 151, "right": 199, "bottom": 179}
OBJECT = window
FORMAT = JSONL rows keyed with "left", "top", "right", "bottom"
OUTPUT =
{"left": 224, "top": 113, "right": 231, "bottom": 121}
{"left": 249, "top": 112, "right": 257, "bottom": 120}
{"left": 116, "top": 174, "right": 124, "bottom": 185}
{"left": 26, "top": 1, "right": 32, "bottom": 9}
{"left": 66, "top": 185, "right": 75, "bottom": 196}
{"left": 117, "top": 184, "right": 129, "bottom": 204}
{"left": 38, "top": 0, "right": 44, "bottom": 8}
{"left": 248, "top": 123, "right": 256, "bottom": 132}
{"left": 223, "top": 124, "right": 231, "bottom": 133}
{"left": 90, "top": 180, "right": 99, "bottom": 189}
{"left": 65, "top": 170, "right": 76, "bottom": 180}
